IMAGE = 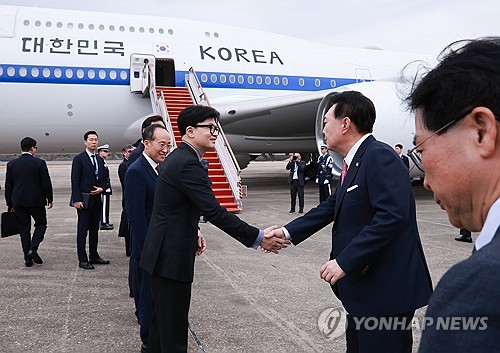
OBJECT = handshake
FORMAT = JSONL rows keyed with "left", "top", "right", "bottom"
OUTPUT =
{"left": 259, "top": 226, "right": 289, "bottom": 254}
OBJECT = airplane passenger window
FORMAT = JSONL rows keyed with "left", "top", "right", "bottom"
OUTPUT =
{"left": 110, "top": 70, "right": 117, "bottom": 80}
{"left": 89, "top": 24, "right": 95, "bottom": 30}
{"left": 256, "top": 76, "right": 263, "bottom": 84}
{"left": 68, "top": 22, "right": 73, "bottom": 29}
{"left": 248, "top": 76, "right": 254, "bottom": 84}
{"left": 214, "top": 33, "right": 219, "bottom": 38}
{"left": 129, "top": 26, "right": 135, "bottom": 32}
{"left": 229, "top": 75, "right": 236, "bottom": 84}
{"left": 7, "top": 67, "right": 15, "bottom": 77}
{"left": 109, "top": 25, "right": 115, "bottom": 31}
{"left": 330, "top": 79, "right": 336, "bottom": 87}
{"left": 23, "top": 20, "right": 29, "bottom": 26}
{"left": 88, "top": 70, "right": 95, "bottom": 79}
{"left": 282, "top": 77, "right": 288, "bottom": 85}
{"left": 78, "top": 23, "right": 84, "bottom": 29}
{"left": 0, "top": 67, "right": 3, "bottom": 76}
{"left": 19, "top": 67, "right": 28, "bottom": 77}
{"left": 99, "top": 24, "right": 105, "bottom": 30}
{"left": 149, "top": 28, "right": 154, "bottom": 33}
{"left": 46, "top": 21, "right": 52, "bottom": 27}
{"left": 54, "top": 68, "right": 62, "bottom": 78}
{"left": 220, "top": 74, "right": 226, "bottom": 83}
{"left": 315, "top": 79, "right": 321, "bottom": 87}
{"left": 119, "top": 26, "right": 125, "bottom": 32}
{"left": 274, "top": 77, "right": 280, "bottom": 85}
{"left": 57, "top": 22, "right": 63, "bottom": 28}
{"left": 200, "top": 74, "right": 208, "bottom": 82}
{"left": 168, "top": 29, "right": 173, "bottom": 35}
{"left": 120, "top": 71, "right": 128, "bottom": 80}
{"left": 65, "top": 69, "right": 73, "bottom": 78}
{"left": 210, "top": 74, "right": 217, "bottom": 83}
{"left": 265, "top": 77, "right": 271, "bottom": 85}
{"left": 205, "top": 32, "right": 210, "bottom": 37}
{"left": 139, "top": 27, "right": 145, "bottom": 33}
{"left": 99, "top": 70, "right": 106, "bottom": 79}
{"left": 299, "top": 78, "right": 305, "bottom": 86}
{"left": 238, "top": 75, "right": 244, "bottom": 84}
{"left": 159, "top": 28, "right": 165, "bottom": 34}
{"left": 76, "top": 69, "right": 84, "bottom": 79}
{"left": 43, "top": 68, "right": 51, "bottom": 78}
{"left": 31, "top": 68, "right": 39, "bottom": 77}
{"left": 35, "top": 20, "right": 41, "bottom": 27}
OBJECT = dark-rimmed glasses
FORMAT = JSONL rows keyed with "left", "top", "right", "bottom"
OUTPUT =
{"left": 407, "top": 109, "right": 472, "bottom": 172}
{"left": 194, "top": 124, "right": 220, "bottom": 136}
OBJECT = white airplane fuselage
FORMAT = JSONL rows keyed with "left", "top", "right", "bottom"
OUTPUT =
{"left": 0, "top": 5, "right": 425, "bottom": 178}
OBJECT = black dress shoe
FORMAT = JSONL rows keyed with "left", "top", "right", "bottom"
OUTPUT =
{"left": 288, "top": 210, "right": 295, "bottom": 214}
{"left": 455, "top": 235, "right": 473, "bottom": 243}
{"left": 298, "top": 210, "right": 304, "bottom": 214}
{"left": 141, "top": 343, "right": 148, "bottom": 353}
{"left": 100, "top": 224, "right": 114, "bottom": 230}
{"left": 79, "top": 261, "right": 95, "bottom": 270}
{"left": 25, "top": 259, "right": 33, "bottom": 267}
{"left": 32, "top": 251, "right": 43, "bottom": 264}
{"left": 89, "top": 258, "right": 110, "bottom": 265}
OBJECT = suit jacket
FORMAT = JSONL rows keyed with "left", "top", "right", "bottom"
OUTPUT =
{"left": 140, "top": 142, "right": 259, "bottom": 283}
{"left": 70, "top": 151, "right": 109, "bottom": 204}
{"left": 286, "top": 159, "right": 306, "bottom": 185}
{"left": 285, "top": 135, "right": 432, "bottom": 316}
{"left": 127, "top": 143, "right": 144, "bottom": 167}
{"left": 401, "top": 154, "right": 410, "bottom": 169}
{"left": 118, "top": 158, "right": 128, "bottom": 190}
{"left": 419, "top": 227, "right": 500, "bottom": 353}
{"left": 5, "top": 154, "right": 53, "bottom": 208}
{"left": 125, "top": 155, "right": 157, "bottom": 259}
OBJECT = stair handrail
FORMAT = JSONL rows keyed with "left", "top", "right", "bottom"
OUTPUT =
{"left": 186, "top": 67, "right": 243, "bottom": 209}
{"left": 146, "top": 65, "right": 177, "bottom": 149}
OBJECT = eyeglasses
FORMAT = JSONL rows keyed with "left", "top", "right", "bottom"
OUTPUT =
{"left": 407, "top": 108, "right": 472, "bottom": 172}
{"left": 125, "top": 150, "right": 133, "bottom": 153}
{"left": 194, "top": 124, "right": 220, "bottom": 136}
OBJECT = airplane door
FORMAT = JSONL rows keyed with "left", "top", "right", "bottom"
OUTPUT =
{"left": 355, "top": 68, "right": 372, "bottom": 83}
{"left": 130, "top": 54, "right": 156, "bottom": 93}
{"left": 155, "top": 58, "right": 175, "bottom": 87}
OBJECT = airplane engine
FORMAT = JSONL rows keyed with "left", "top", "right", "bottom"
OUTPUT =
{"left": 314, "top": 81, "right": 423, "bottom": 179}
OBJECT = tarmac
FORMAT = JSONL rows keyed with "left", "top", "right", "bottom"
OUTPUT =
{"left": 0, "top": 160, "right": 475, "bottom": 353}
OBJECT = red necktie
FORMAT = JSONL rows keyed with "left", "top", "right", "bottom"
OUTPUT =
{"left": 341, "top": 161, "right": 347, "bottom": 185}
{"left": 155, "top": 164, "right": 161, "bottom": 173}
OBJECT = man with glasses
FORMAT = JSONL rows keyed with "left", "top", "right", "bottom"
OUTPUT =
{"left": 5, "top": 137, "right": 53, "bottom": 267}
{"left": 405, "top": 38, "right": 500, "bottom": 352}
{"left": 140, "top": 105, "right": 289, "bottom": 352}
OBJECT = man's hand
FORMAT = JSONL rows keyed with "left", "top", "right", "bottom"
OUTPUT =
{"left": 320, "top": 259, "right": 346, "bottom": 285}
{"left": 90, "top": 186, "right": 103, "bottom": 195}
{"left": 74, "top": 201, "right": 84, "bottom": 210}
{"left": 196, "top": 230, "right": 206, "bottom": 256}
{"left": 259, "top": 226, "right": 289, "bottom": 254}
{"left": 47, "top": 202, "right": 53, "bottom": 209}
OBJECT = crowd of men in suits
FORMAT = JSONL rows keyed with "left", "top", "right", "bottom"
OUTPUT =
{"left": 3, "top": 37, "right": 500, "bottom": 353}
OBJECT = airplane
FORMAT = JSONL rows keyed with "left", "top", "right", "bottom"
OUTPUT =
{"left": 0, "top": 5, "right": 426, "bottom": 180}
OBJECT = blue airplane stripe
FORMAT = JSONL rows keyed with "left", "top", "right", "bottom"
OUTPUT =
{"left": 0, "top": 64, "right": 365, "bottom": 91}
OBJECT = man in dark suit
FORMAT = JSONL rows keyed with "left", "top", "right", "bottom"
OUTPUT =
{"left": 125, "top": 124, "right": 176, "bottom": 353}
{"left": 71, "top": 130, "right": 111, "bottom": 270}
{"left": 5, "top": 137, "right": 53, "bottom": 267}
{"left": 271, "top": 91, "right": 432, "bottom": 353}
{"left": 405, "top": 37, "right": 500, "bottom": 353}
{"left": 118, "top": 144, "right": 134, "bottom": 256}
{"left": 394, "top": 143, "right": 410, "bottom": 169}
{"left": 286, "top": 152, "right": 306, "bottom": 213}
{"left": 140, "top": 105, "right": 288, "bottom": 352}
{"left": 127, "top": 115, "right": 165, "bottom": 167}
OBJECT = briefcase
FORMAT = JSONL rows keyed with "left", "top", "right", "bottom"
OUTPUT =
{"left": 1, "top": 211, "right": 20, "bottom": 238}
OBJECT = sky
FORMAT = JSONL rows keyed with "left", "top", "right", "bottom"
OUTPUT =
{"left": 1, "top": 0, "right": 499, "bottom": 56}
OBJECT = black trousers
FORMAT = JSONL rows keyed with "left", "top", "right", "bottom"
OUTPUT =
{"left": 101, "top": 193, "right": 111, "bottom": 224}
{"left": 318, "top": 183, "right": 332, "bottom": 203}
{"left": 345, "top": 311, "right": 415, "bottom": 353}
{"left": 130, "top": 257, "right": 153, "bottom": 345}
{"left": 290, "top": 180, "right": 304, "bottom": 212}
{"left": 15, "top": 205, "right": 47, "bottom": 260}
{"left": 149, "top": 274, "right": 192, "bottom": 353}
{"left": 118, "top": 208, "right": 131, "bottom": 256}
{"left": 76, "top": 197, "right": 101, "bottom": 262}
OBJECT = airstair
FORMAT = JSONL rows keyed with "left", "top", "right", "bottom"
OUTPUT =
{"left": 143, "top": 64, "right": 243, "bottom": 213}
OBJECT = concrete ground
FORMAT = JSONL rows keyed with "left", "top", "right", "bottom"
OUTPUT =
{"left": 0, "top": 160, "right": 474, "bottom": 353}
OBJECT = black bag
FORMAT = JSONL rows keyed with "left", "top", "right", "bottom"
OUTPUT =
{"left": 1, "top": 211, "right": 20, "bottom": 238}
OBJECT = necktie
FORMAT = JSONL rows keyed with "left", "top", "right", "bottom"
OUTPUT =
{"left": 155, "top": 164, "right": 161, "bottom": 173}
{"left": 341, "top": 161, "right": 347, "bottom": 185}
{"left": 91, "top": 154, "right": 98, "bottom": 178}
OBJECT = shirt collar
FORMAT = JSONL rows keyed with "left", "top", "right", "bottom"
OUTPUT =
{"left": 182, "top": 141, "right": 203, "bottom": 161}
{"left": 142, "top": 152, "right": 160, "bottom": 174}
{"left": 344, "top": 133, "right": 372, "bottom": 168}
{"left": 475, "top": 197, "right": 500, "bottom": 250}
{"left": 85, "top": 149, "right": 96, "bottom": 157}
